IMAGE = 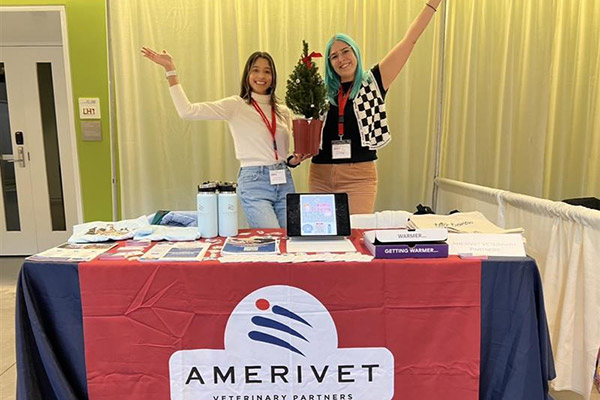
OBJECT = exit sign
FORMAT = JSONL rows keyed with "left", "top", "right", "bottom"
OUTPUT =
{"left": 79, "top": 97, "right": 101, "bottom": 119}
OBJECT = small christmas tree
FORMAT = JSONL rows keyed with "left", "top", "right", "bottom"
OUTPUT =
{"left": 285, "top": 41, "right": 328, "bottom": 120}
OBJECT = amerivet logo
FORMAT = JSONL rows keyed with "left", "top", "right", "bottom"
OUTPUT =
{"left": 169, "top": 285, "right": 394, "bottom": 399}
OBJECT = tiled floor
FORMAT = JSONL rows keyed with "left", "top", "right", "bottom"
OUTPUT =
{"left": 0, "top": 256, "right": 598, "bottom": 400}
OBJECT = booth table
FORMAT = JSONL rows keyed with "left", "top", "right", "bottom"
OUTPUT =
{"left": 16, "top": 232, "right": 555, "bottom": 400}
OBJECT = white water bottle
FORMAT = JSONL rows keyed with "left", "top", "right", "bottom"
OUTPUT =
{"left": 218, "top": 182, "right": 238, "bottom": 237}
{"left": 197, "top": 182, "right": 218, "bottom": 238}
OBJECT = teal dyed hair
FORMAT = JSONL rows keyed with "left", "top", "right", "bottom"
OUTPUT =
{"left": 324, "top": 33, "right": 368, "bottom": 105}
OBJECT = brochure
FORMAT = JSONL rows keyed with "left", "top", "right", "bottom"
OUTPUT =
{"left": 27, "top": 242, "right": 117, "bottom": 262}
{"left": 221, "top": 236, "right": 279, "bottom": 255}
{"left": 139, "top": 242, "right": 211, "bottom": 262}
{"left": 97, "top": 251, "right": 145, "bottom": 261}
{"left": 97, "top": 241, "right": 151, "bottom": 261}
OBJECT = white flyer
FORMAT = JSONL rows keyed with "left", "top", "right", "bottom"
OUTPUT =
{"left": 446, "top": 233, "right": 526, "bottom": 257}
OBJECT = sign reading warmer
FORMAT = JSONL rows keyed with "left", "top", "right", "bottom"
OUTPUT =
{"left": 169, "top": 285, "right": 394, "bottom": 399}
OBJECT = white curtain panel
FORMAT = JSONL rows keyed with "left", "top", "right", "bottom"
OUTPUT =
{"left": 440, "top": 1, "right": 600, "bottom": 202}
{"left": 108, "top": 0, "right": 442, "bottom": 219}
{"left": 436, "top": 177, "right": 600, "bottom": 400}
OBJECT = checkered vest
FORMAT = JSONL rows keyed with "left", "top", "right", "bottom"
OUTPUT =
{"left": 321, "top": 70, "right": 391, "bottom": 150}
{"left": 353, "top": 70, "right": 391, "bottom": 149}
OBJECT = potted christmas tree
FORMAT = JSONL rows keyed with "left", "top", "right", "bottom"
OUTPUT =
{"left": 285, "top": 41, "right": 328, "bottom": 155}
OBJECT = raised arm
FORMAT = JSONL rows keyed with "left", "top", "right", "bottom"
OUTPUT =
{"left": 379, "top": 0, "right": 443, "bottom": 91}
{"left": 141, "top": 46, "right": 179, "bottom": 87}
{"left": 141, "top": 46, "right": 236, "bottom": 120}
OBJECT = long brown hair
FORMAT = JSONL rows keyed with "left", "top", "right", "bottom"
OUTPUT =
{"left": 240, "top": 51, "right": 282, "bottom": 118}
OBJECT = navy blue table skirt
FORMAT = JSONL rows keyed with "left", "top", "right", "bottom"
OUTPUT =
{"left": 15, "top": 258, "right": 555, "bottom": 400}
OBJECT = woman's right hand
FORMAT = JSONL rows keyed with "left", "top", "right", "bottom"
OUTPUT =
{"left": 141, "top": 46, "right": 175, "bottom": 71}
{"left": 288, "top": 153, "right": 313, "bottom": 167}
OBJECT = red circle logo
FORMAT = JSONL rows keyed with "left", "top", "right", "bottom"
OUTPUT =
{"left": 255, "top": 298, "right": 270, "bottom": 311}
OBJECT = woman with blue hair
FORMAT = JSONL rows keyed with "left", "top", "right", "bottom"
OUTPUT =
{"left": 309, "top": 0, "right": 444, "bottom": 214}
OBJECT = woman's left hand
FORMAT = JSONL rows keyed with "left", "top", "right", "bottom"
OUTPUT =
{"left": 288, "top": 153, "right": 312, "bottom": 166}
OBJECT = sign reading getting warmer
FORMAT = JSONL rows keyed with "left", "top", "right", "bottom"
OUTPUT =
{"left": 169, "top": 286, "right": 394, "bottom": 399}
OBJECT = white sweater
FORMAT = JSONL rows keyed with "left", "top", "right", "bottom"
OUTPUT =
{"left": 169, "top": 84, "right": 292, "bottom": 167}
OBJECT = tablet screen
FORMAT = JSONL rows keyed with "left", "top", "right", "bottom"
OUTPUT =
{"left": 300, "top": 194, "right": 337, "bottom": 236}
{"left": 286, "top": 193, "right": 351, "bottom": 237}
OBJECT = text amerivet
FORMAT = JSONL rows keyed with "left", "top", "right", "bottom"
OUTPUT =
{"left": 185, "top": 364, "right": 381, "bottom": 385}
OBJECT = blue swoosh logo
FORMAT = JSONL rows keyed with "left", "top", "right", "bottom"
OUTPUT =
{"left": 251, "top": 316, "right": 309, "bottom": 342}
{"left": 248, "top": 331, "right": 305, "bottom": 356}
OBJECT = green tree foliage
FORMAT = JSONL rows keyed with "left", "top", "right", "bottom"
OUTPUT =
{"left": 285, "top": 41, "right": 328, "bottom": 119}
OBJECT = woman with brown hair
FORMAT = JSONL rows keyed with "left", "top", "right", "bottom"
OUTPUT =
{"left": 142, "top": 47, "right": 310, "bottom": 228}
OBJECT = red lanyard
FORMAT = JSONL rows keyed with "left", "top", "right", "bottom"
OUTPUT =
{"left": 251, "top": 99, "right": 278, "bottom": 160}
{"left": 337, "top": 86, "right": 351, "bottom": 139}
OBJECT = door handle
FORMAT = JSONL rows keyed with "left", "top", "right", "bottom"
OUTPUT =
{"left": 1, "top": 147, "right": 26, "bottom": 167}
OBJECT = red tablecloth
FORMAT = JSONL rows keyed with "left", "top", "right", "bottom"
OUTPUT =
{"left": 79, "top": 232, "right": 481, "bottom": 400}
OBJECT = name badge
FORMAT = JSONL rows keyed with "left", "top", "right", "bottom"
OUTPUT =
{"left": 332, "top": 139, "right": 352, "bottom": 159}
{"left": 269, "top": 169, "right": 287, "bottom": 185}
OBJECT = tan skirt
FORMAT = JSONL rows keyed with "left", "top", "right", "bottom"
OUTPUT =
{"left": 308, "top": 161, "right": 378, "bottom": 214}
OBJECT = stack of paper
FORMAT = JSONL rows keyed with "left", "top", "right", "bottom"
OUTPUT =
{"left": 286, "top": 238, "right": 357, "bottom": 253}
{"left": 218, "top": 253, "right": 372, "bottom": 263}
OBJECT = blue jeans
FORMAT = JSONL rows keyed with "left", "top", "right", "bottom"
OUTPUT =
{"left": 237, "top": 163, "right": 295, "bottom": 228}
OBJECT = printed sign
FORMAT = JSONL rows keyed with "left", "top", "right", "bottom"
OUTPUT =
{"left": 447, "top": 233, "right": 526, "bottom": 256}
{"left": 169, "top": 285, "right": 394, "bottom": 399}
{"left": 79, "top": 97, "right": 101, "bottom": 119}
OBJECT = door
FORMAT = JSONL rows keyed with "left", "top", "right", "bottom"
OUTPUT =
{"left": 0, "top": 46, "right": 79, "bottom": 254}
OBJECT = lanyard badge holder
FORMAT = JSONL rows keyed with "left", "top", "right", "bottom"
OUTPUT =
{"left": 269, "top": 169, "right": 287, "bottom": 185}
{"left": 332, "top": 87, "right": 352, "bottom": 160}
{"left": 251, "top": 100, "right": 287, "bottom": 185}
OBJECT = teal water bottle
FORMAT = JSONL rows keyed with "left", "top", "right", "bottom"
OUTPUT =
{"left": 197, "top": 182, "right": 218, "bottom": 238}
{"left": 217, "top": 182, "right": 238, "bottom": 237}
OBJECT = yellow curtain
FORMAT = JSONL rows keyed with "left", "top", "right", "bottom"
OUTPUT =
{"left": 109, "top": 0, "right": 442, "bottom": 218}
{"left": 441, "top": 0, "right": 600, "bottom": 201}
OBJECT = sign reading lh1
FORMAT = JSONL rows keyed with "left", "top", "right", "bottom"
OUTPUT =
{"left": 78, "top": 98, "right": 101, "bottom": 119}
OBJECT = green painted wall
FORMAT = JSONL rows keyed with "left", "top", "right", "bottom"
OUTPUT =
{"left": 3, "top": 0, "right": 115, "bottom": 221}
